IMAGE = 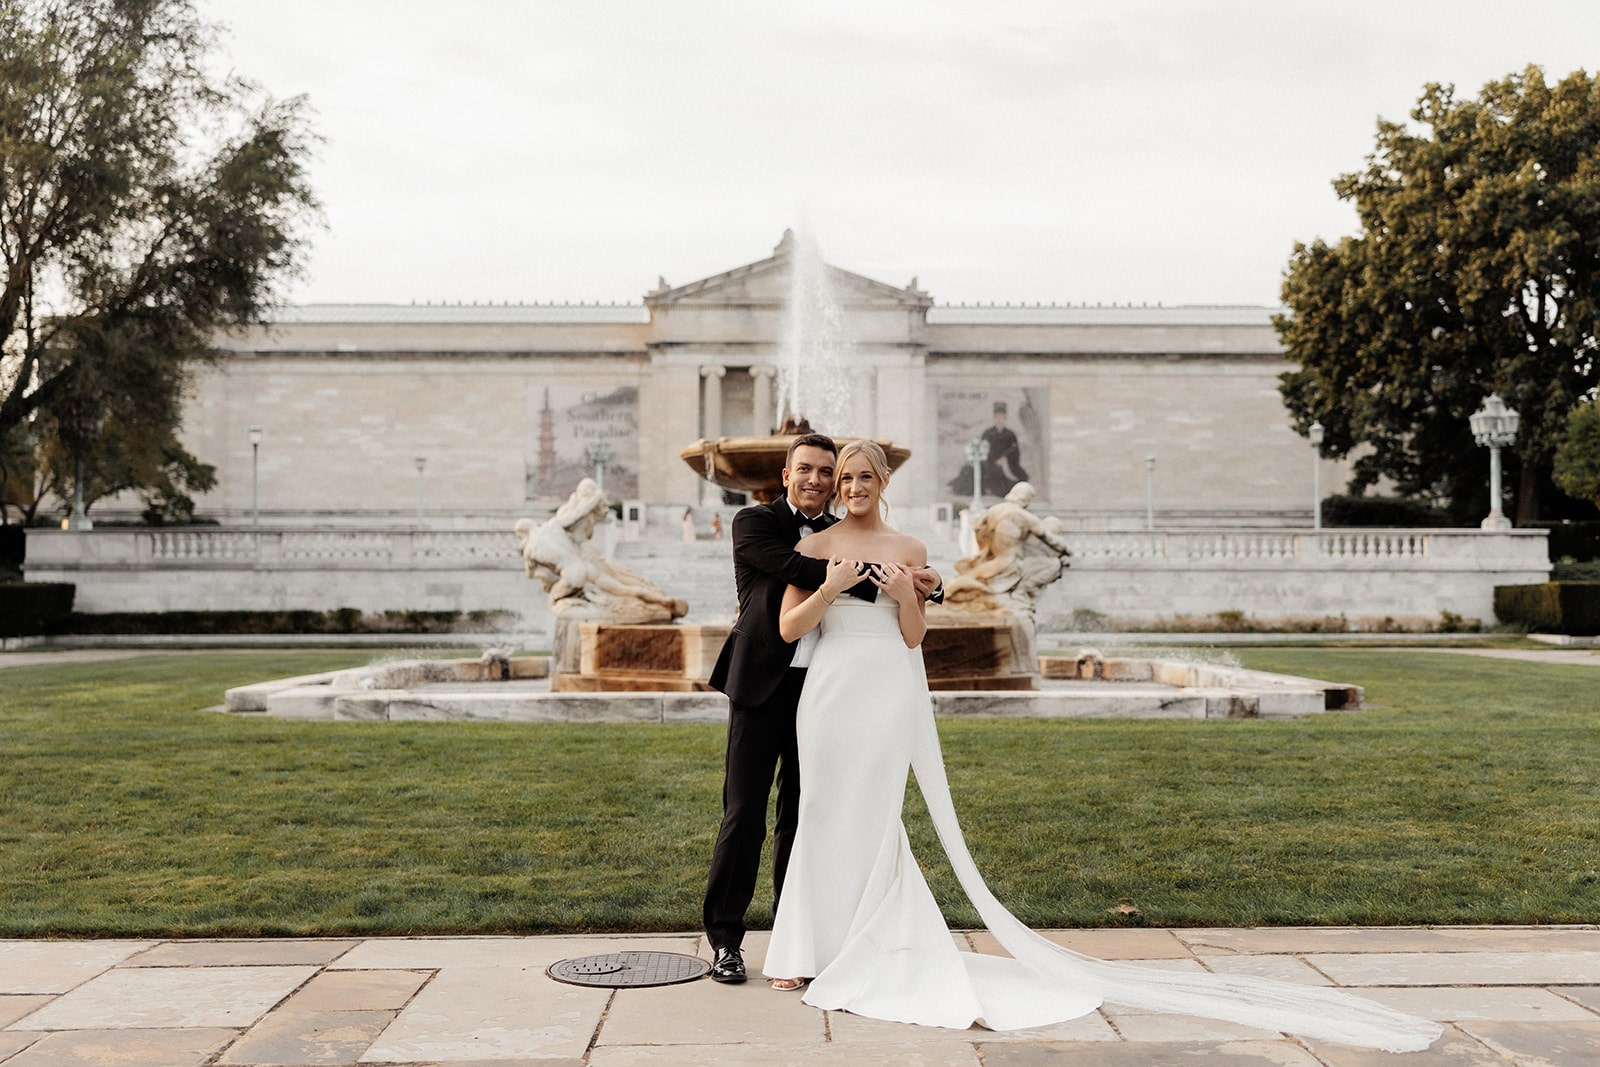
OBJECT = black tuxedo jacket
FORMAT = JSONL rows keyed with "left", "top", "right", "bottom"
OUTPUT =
{"left": 709, "top": 499, "right": 834, "bottom": 708}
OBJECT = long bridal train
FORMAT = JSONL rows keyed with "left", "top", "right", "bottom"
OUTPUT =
{"left": 763, "top": 596, "right": 1441, "bottom": 1053}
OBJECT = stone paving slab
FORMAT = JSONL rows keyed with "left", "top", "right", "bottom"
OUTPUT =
{"left": 590, "top": 1041, "right": 983, "bottom": 1065}
{"left": 1311, "top": 950, "right": 1600, "bottom": 987}
{"left": 0, "top": 998, "right": 51, "bottom": 1030}
{"left": 1098, "top": 1005, "right": 1286, "bottom": 1044}
{"left": 0, "top": 941, "right": 156, "bottom": 995}
{"left": 1457, "top": 1019, "right": 1600, "bottom": 1063}
{"left": 13, "top": 965, "right": 317, "bottom": 1030}
{"left": 1179, "top": 925, "right": 1600, "bottom": 956}
{"left": 1197, "top": 954, "right": 1333, "bottom": 985}
{"left": 967, "top": 928, "right": 1195, "bottom": 960}
{"left": 0, "top": 1026, "right": 239, "bottom": 1066}
{"left": 125, "top": 938, "right": 359, "bottom": 968}
{"left": 827, "top": 1006, "right": 1119, "bottom": 1046}
{"left": 1356, "top": 986, "right": 1599, "bottom": 1023}
{"left": 1304, "top": 1024, "right": 1511, "bottom": 1065}
{"left": 0, "top": 1033, "right": 37, "bottom": 1061}
{"left": 1562, "top": 985, "right": 1600, "bottom": 1012}
{"left": 357, "top": 965, "right": 609, "bottom": 1063}
{"left": 977, "top": 1039, "right": 1327, "bottom": 1065}
{"left": 600, "top": 973, "right": 825, "bottom": 1047}
{"left": 219, "top": 1008, "right": 396, "bottom": 1065}
{"left": 278, "top": 969, "right": 431, "bottom": 1012}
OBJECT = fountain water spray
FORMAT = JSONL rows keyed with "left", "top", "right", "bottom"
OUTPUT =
{"left": 676, "top": 230, "right": 907, "bottom": 501}
{"left": 775, "top": 229, "right": 854, "bottom": 436}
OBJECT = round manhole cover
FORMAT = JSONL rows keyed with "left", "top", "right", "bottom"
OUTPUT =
{"left": 547, "top": 951, "right": 711, "bottom": 988}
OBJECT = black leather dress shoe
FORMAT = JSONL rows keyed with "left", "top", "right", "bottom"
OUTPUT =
{"left": 709, "top": 946, "right": 747, "bottom": 984}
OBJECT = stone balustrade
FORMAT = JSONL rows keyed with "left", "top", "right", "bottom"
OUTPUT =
{"left": 1063, "top": 528, "right": 1504, "bottom": 567}
{"left": 1022, "top": 528, "right": 1550, "bottom": 629}
{"left": 96, "top": 528, "right": 523, "bottom": 566}
{"left": 23, "top": 525, "right": 1552, "bottom": 634}
{"left": 25, "top": 527, "right": 547, "bottom": 628}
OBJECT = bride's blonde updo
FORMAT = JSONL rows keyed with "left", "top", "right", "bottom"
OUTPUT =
{"left": 835, "top": 439, "right": 892, "bottom": 519}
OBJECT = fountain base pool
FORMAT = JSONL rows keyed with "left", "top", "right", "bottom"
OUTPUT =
{"left": 223, "top": 651, "right": 1361, "bottom": 722}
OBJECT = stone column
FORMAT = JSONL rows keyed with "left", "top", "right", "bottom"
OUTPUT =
{"left": 852, "top": 366, "right": 878, "bottom": 438}
{"left": 700, "top": 365, "right": 725, "bottom": 438}
{"left": 700, "top": 365, "right": 725, "bottom": 505}
{"left": 750, "top": 365, "right": 776, "bottom": 436}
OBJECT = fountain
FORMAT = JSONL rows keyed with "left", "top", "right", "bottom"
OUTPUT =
{"left": 677, "top": 229, "right": 908, "bottom": 500}
{"left": 670, "top": 229, "right": 1037, "bottom": 691}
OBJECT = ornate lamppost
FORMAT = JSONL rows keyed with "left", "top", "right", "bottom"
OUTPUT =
{"left": 1308, "top": 421, "right": 1325, "bottom": 530}
{"left": 585, "top": 441, "right": 614, "bottom": 495}
{"left": 1144, "top": 455, "right": 1156, "bottom": 531}
{"left": 964, "top": 436, "right": 989, "bottom": 515}
{"left": 62, "top": 457, "right": 93, "bottom": 531}
{"left": 249, "top": 425, "right": 263, "bottom": 527}
{"left": 1469, "top": 394, "right": 1520, "bottom": 530}
{"left": 414, "top": 456, "right": 427, "bottom": 525}
{"left": 60, "top": 404, "right": 101, "bottom": 531}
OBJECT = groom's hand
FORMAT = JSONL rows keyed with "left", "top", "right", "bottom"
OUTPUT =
{"left": 912, "top": 566, "right": 944, "bottom": 602}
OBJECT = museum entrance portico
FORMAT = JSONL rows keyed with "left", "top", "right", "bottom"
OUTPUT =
{"left": 640, "top": 233, "right": 933, "bottom": 509}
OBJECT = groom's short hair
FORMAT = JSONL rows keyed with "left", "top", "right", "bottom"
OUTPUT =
{"left": 785, "top": 433, "right": 837, "bottom": 465}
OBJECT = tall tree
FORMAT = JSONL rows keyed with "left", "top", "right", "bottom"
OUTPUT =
{"left": 1278, "top": 66, "right": 1600, "bottom": 524}
{"left": 0, "top": 0, "right": 315, "bottom": 518}
{"left": 1553, "top": 398, "right": 1600, "bottom": 513}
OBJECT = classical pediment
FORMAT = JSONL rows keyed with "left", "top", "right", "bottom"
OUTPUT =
{"left": 645, "top": 230, "right": 932, "bottom": 310}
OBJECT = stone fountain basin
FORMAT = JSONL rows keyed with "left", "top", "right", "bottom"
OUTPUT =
{"left": 223, "top": 653, "right": 1361, "bottom": 723}
{"left": 679, "top": 434, "right": 911, "bottom": 499}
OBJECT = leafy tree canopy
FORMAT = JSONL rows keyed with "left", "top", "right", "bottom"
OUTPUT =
{"left": 0, "top": 0, "right": 316, "bottom": 521}
{"left": 1553, "top": 398, "right": 1600, "bottom": 512}
{"left": 1278, "top": 66, "right": 1600, "bottom": 524}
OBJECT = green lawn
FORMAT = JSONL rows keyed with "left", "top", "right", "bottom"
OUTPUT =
{"left": 0, "top": 648, "right": 1595, "bottom": 937}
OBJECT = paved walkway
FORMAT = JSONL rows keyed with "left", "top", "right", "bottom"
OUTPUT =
{"left": 3, "top": 927, "right": 1599, "bottom": 1065}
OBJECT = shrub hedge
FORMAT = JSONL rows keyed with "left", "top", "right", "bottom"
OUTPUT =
{"left": 60, "top": 608, "right": 516, "bottom": 635}
{"left": 1320, "top": 495, "right": 1455, "bottom": 527}
{"left": 1525, "top": 520, "right": 1600, "bottom": 562}
{"left": 1493, "top": 581, "right": 1600, "bottom": 636}
{"left": 0, "top": 525, "right": 22, "bottom": 580}
{"left": 0, "top": 582, "right": 76, "bottom": 637}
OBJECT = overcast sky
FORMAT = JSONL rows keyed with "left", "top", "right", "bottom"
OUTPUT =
{"left": 200, "top": 1, "right": 1600, "bottom": 309}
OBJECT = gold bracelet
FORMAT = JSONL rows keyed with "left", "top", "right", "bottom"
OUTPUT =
{"left": 820, "top": 591, "right": 835, "bottom": 605}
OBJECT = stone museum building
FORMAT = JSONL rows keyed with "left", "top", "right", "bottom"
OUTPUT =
{"left": 187, "top": 233, "right": 1336, "bottom": 530}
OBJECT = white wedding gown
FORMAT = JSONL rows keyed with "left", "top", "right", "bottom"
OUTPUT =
{"left": 763, "top": 595, "right": 1441, "bottom": 1051}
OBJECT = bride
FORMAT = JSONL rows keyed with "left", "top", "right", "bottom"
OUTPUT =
{"left": 759, "top": 439, "right": 1440, "bottom": 1052}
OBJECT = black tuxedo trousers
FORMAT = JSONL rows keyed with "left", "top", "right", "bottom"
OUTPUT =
{"left": 702, "top": 667, "right": 807, "bottom": 952}
{"left": 702, "top": 500, "right": 831, "bottom": 953}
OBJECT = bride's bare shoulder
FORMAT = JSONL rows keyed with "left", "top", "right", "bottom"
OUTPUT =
{"left": 892, "top": 531, "right": 927, "bottom": 566}
{"left": 797, "top": 526, "right": 836, "bottom": 557}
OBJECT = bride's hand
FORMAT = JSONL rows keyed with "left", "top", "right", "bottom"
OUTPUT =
{"left": 871, "top": 561, "right": 917, "bottom": 604}
{"left": 821, "top": 556, "right": 857, "bottom": 601}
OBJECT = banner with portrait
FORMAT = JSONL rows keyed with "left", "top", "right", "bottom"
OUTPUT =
{"left": 936, "top": 387, "right": 1048, "bottom": 503}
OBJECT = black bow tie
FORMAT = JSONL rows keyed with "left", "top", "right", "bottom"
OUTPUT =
{"left": 793, "top": 508, "right": 827, "bottom": 533}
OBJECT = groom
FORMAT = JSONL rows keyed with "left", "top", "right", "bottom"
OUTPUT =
{"left": 702, "top": 432, "right": 940, "bottom": 983}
